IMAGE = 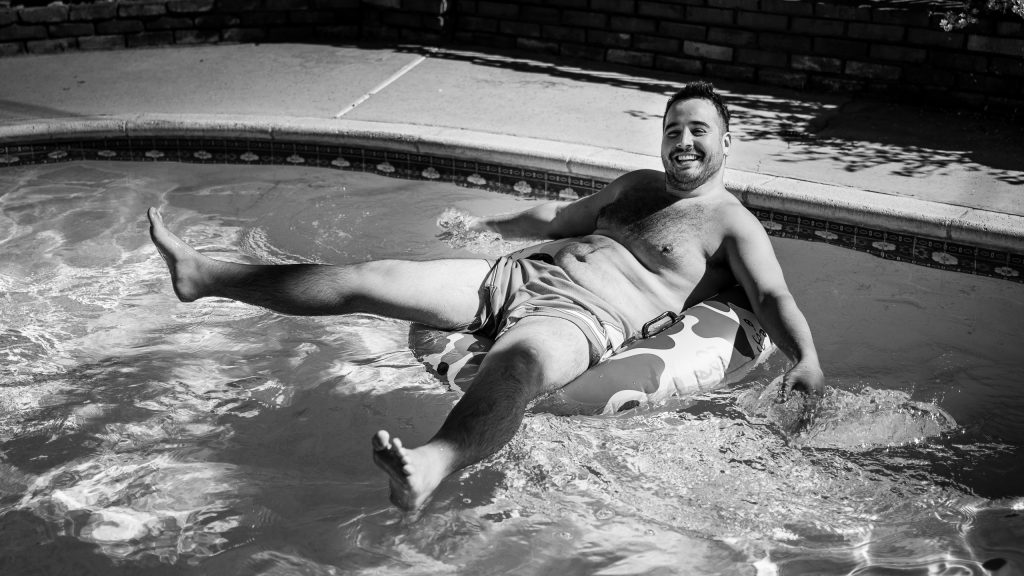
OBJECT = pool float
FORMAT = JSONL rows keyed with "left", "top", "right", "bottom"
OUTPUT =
{"left": 410, "top": 283, "right": 775, "bottom": 415}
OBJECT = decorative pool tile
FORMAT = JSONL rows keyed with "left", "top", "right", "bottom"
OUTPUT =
{"left": 1, "top": 136, "right": 1022, "bottom": 284}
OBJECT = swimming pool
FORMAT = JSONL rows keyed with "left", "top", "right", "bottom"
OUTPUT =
{"left": 1, "top": 156, "right": 1022, "bottom": 575}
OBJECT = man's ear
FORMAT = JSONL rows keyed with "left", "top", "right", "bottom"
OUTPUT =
{"left": 722, "top": 132, "right": 732, "bottom": 156}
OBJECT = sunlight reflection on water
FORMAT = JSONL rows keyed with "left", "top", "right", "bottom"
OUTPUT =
{"left": 1, "top": 161, "right": 1022, "bottom": 575}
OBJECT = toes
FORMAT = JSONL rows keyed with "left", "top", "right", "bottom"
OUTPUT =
{"left": 372, "top": 430, "right": 390, "bottom": 451}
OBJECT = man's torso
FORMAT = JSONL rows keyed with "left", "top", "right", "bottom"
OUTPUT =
{"left": 546, "top": 173, "right": 739, "bottom": 329}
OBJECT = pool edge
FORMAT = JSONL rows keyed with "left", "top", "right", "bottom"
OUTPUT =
{"left": 1, "top": 114, "right": 1022, "bottom": 257}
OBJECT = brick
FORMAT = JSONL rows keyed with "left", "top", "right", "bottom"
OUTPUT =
{"left": 19, "top": 5, "right": 68, "bottom": 24}
{"left": 522, "top": 5, "right": 559, "bottom": 23}
{"left": 290, "top": 10, "right": 335, "bottom": 24}
{"left": 587, "top": 29, "right": 631, "bottom": 47}
{"left": 735, "top": 47, "right": 786, "bottom": 67}
{"left": 96, "top": 19, "right": 145, "bottom": 34}
{"left": 813, "top": 2, "right": 869, "bottom": 21}
{"left": 991, "top": 56, "right": 1024, "bottom": 77}
{"left": 120, "top": 3, "right": 168, "bottom": 17}
{"left": 997, "top": 21, "right": 1023, "bottom": 36}
{"left": 607, "top": 48, "right": 654, "bottom": 67}
{"left": 759, "top": 68, "right": 807, "bottom": 89}
{"left": 460, "top": 16, "right": 498, "bottom": 33}
{"left": 241, "top": 12, "right": 289, "bottom": 26}
{"left": 736, "top": 10, "right": 787, "bottom": 31}
{"left": 930, "top": 51, "right": 989, "bottom": 73}
{"left": 0, "top": 10, "right": 14, "bottom": 27}
{"left": 174, "top": 28, "right": 220, "bottom": 43}
{"left": 655, "top": 54, "right": 703, "bottom": 74}
{"left": 48, "top": 22, "right": 95, "bottom": 37}
{"left": 403, "top": 0, "right": 446, "bottom": 13}
{"left": 610, "top": 15, "right": 657, "bottom": 34}
{"left": 315, "top": 0, "right": 359, "bottom": 7}
{"left": 364, "top": 0, "right": 399, "bottom": 6}
{"left": 791, "top": 54, "right": 842, "bottom": 73}
{"left": 761, "top": 0, "right": 812, "bottom": 16}
{"left": 686, "top": 6, "right": 733, "bottom": 26}
{"left": 500, "top": 20, "right": 540, "bottom": 37}
{"left": 542, "top": 24, "right": 585, "bottom": 43}
{"left": 967, "top": 35, "right": 1024, "bottom": 57}
{"left": 708, "top": 0, "right": 757, "bottom": 8}
{"left": 126, "top": 30, "right": 174, "bottom": 46}
{"left": 807, "top": 75, "right": 865, "bottom": 92}
{"left": 546, "top": 0, "right": 587, "bottom": 7}
{"left": 707, "top": 27, "right": 756, "bottom": 46}
{"left": 168, "top": 0, "right": 216, "bottom": 13}
{"left": 758, "top": 31, "right": 810, "bottom": 52}
{"left": 517, "top": 36, "right": 559, "bottom": 54}
{"left": 78, "top": 34, "right": 127, "bottom": 50}
{"left": 845, "top": 61, "right": 902, "bottom": 80}
{"left": 146, "top": 16, "right": 193, "bottom": 30}
{"left": 561, "top": 42, "right": 605, "bottom": 60}
{"left": 0, "top": 24, "right": 47, "bottom": 41}
{"left": 563, "top": 10, "right": 606, "bottom": 28}
{"left": 659, "top": 21, "right": 705, "bottom": 40}
{"left": 633, "top": 33, "right": 678, "bottom": 53}
{"left": 0, "top": 42, "right": 26, "bottom": 56}
{"left": 220, "top": 0, "right": 263, "bottom": 10}
{"left": 706, "top": 62, "right": 755, "bottom": 81}
{"left": 196, "top": 14, "right": 241, "bottom": 28}
{"left": 591, "top": 0, "right": 636, "bottom": 14}
{"left": 382, "top": 11, "right": 426, "bottom": 28}
{"left": 683, "top": 40, "right": 732, "bottom": 61}
{"left": 26, "top": 37, "right": 74, "bottom": 53}
{"left": 477, "top": 1, "right": 517, "bottom": 19}
{"left": 903, "top": 67, "right": 956, "bottom": 87}
{"left": 906, "top": 28, "right": 965, "bottom": 49}
{"left": 872, "top": 6, "right": 929, "bottom": 27}
{"left": 70, "top": 3, "right": 117, "bottom": 20}
{"left": 638, "top": 1, "right": 685, "bottom": 20}
{"left": 812, "top": 37, "right": 867, "bottom": 59}
{"left": 847, "top": 22, "right": 903, "bottom": 42}
{"left": 870, "top": 44, "right": 926, "bottom": 63}
{"left": 790, "top": 16, "right": 844, "bottom": 37}
{"left": 266, "top": 0, "right": 305, "bottom": 10}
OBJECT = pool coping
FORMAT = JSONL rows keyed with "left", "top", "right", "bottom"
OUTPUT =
{"left": 2, "top": 114, "right": 1023, "bottom": 280}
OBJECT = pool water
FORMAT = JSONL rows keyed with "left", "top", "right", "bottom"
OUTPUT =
{"left": 1, "top": 161, "right": 1022, "bottom": 575}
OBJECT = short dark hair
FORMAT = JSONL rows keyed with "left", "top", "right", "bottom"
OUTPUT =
{"left": 664, "top": 81, "right": 730, "bottom": 131}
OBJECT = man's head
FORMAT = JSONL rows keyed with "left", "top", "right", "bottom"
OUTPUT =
{"left": 661, "top": 81, "right": 732, "bottom": 193}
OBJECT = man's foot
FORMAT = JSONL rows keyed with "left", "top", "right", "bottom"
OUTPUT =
{"left": 372, "top": 430, "right": 449, "bottom": 512}
{"left": 147, "top": 207, "right": 214, "bottom": 302}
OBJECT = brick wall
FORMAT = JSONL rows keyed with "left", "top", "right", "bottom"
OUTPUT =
{"left": 1, "top": 0, "right": 1022, "bottom": 108}
{"left": 453, "top": 0, "right": 1024, "bottom": 108}
{"left": 0, "top": 0, "right": 362, "bottom": 55}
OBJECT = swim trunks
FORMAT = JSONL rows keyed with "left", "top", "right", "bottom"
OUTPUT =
{"left": 468, "top": 251, "right": 630, "bottom": 365}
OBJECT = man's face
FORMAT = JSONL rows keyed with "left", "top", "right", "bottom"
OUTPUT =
{"left": 661, "top": 98, "right": 731, "bottom": 192}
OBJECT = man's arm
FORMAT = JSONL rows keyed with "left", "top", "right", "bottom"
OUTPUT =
{"left": 724, "top": 207, "right": 824, "bottom": 398}
{"left": 471, "top": 170, "right": 654, "bottom": 239}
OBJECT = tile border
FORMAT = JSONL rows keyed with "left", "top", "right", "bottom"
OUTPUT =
{"left": 1, "top": 116, "right": 1021, "bottom": 284}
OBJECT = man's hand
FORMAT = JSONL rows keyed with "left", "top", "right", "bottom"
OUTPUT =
{"left": 779, "top": 360, "right": 825, "bottom": 401}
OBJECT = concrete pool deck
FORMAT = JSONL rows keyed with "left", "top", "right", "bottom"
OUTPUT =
{"left": 0, "top": 43, "right": 1022, "bottom": 252}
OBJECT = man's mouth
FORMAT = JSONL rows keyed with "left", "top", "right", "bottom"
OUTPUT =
{"left": 672, "top": 152, "right": 701, "bottom": 164}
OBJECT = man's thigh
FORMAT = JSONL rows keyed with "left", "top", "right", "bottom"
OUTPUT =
{"left": 347, "top": 258, "right": 493, "bottom": 330}
{"left": 480, "top": 315, "right": 593, "bottom": 396}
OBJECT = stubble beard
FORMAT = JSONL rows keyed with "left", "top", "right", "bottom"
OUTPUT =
{"left": 664, "top": 151, "right": 725, "bottom": 192}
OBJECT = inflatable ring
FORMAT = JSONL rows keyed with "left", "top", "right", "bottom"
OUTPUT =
{"left": 410, "top": 284, "right": 775, "bottom": 415}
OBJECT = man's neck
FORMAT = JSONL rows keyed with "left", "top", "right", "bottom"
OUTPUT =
{"left": 664, "top": 174, "right": 727, "bottom": 200}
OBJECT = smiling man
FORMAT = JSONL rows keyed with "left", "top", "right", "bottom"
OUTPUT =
{"left": 147, "top": 81, "right": 823, "bottom": 512}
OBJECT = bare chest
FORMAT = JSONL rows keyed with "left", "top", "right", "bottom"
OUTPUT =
{"left": 596, "top": 191, "right": 719, "bottom": 271}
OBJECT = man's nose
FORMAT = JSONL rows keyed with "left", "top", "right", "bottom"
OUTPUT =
{"left": 676, "top": 131, "right": 694, "bottom": 148}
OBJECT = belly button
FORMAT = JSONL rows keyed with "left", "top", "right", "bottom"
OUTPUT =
{"left": 661, "top": 245, "right": 673, "bottom": 253}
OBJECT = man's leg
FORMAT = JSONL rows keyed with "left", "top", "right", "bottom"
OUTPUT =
{"left": 147, "top": 208, "right": 490, "bottom": 328}
{"left": 372, "top": 315, "right": 592, "bottom": 510}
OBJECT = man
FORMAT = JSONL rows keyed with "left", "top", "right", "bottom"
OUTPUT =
{"left": 148, "top": 81, "right": 824, "bottom": 512}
